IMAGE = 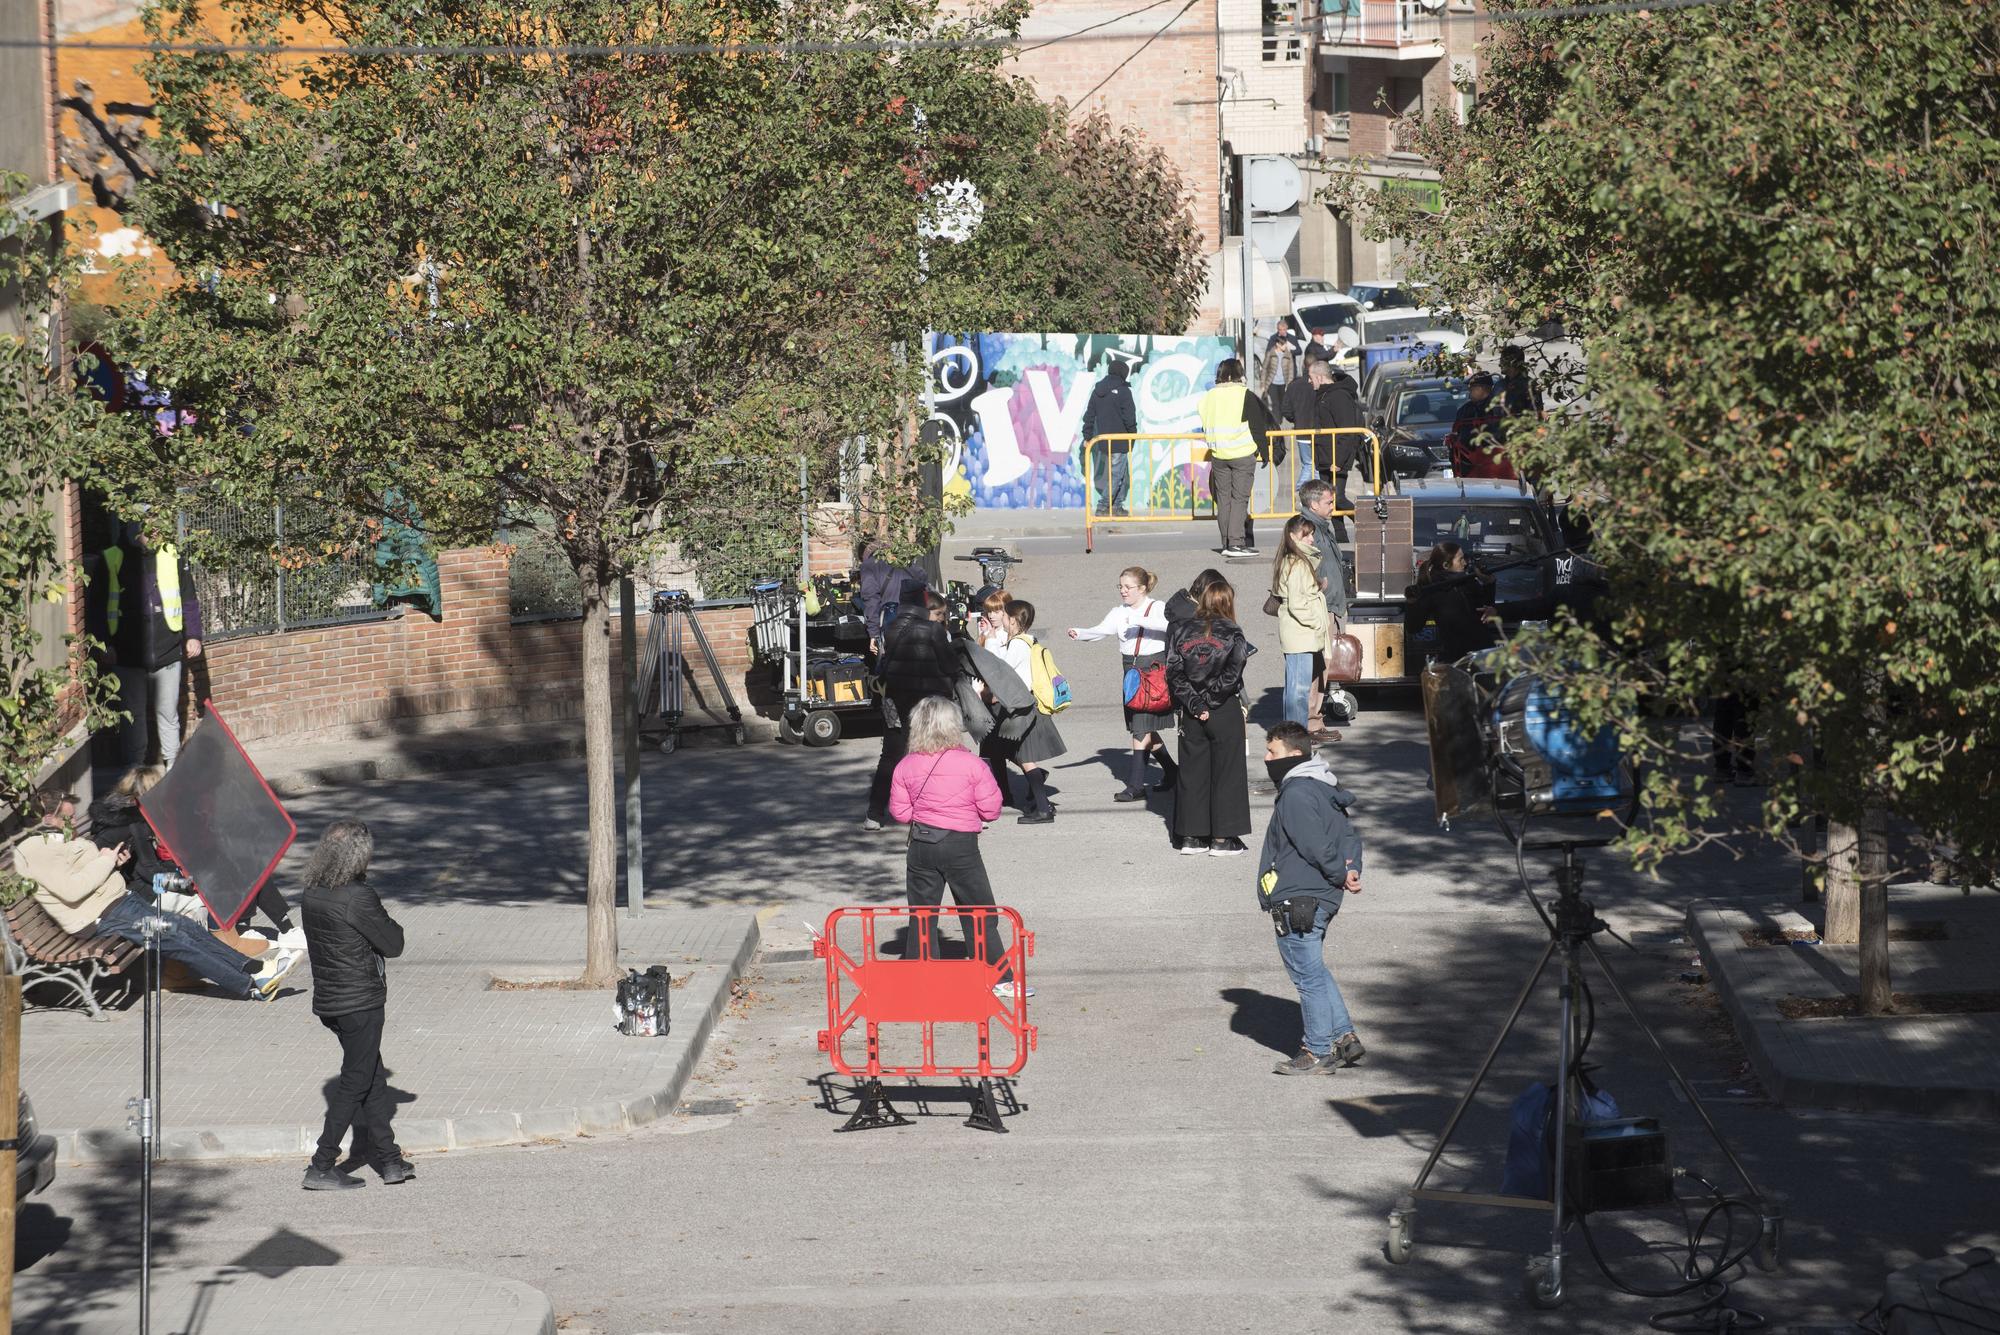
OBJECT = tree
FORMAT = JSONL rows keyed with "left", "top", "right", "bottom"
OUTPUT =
{"left": 117, "top": 0, "right": 1206, "bottom": 981}
{"left": 1347, "top": 0, "right": 2000, "bottom": 1013}
{"left": 1, "top": 183, "right": 127, "bottom": 816}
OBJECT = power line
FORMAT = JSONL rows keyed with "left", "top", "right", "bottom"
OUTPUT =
{"left": 1016, "top": 0, "right": 1183, "bottom": 55}
{"left": 1077, "top": 0, "right": 1202, "bottom": 107}
{"left": 0, "top": 0, "right": 1743, "bottom": 62}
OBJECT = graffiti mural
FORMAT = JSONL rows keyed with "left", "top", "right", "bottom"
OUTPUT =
{"left": 926, "top": 333, "right": 1238, "bottom": 511}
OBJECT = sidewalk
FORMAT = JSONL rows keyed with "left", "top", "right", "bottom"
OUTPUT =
{"left": 1690, "top": 883, "right": 2000, "bottom": 1120}
{"left": 12, "top": 1265, "right": 554, "bottom": 1334}
{"left": 21, "top": 902, "right": 762, "bottom": 1163}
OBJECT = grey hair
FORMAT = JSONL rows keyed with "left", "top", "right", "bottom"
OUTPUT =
{"left": 1298, "top": 478, "right": 1334, "bottom": 507}
{"left": 300, "top": 818, "right": 374, "bottom": 888}
{"left": 905, "top": 695, "right": 973, "bottom": 755}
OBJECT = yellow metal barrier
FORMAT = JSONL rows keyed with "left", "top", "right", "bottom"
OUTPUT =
{"left": 1081, "top": 429, "right": 1383, "bottom": 552}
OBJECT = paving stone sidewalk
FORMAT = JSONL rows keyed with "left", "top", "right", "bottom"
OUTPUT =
{"left": 20, "top": 902, "right": 762, "bottom": 1162}
{"left": 12, "top": 1265, "right": 555, "bottom": 1335}
{"left": 1690, "top": 883, "right": 2000, "bottom": 1120}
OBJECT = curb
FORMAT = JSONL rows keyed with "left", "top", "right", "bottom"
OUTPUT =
{"left": 51, "top": 914, "right": 763, "bottom": 1165}
{"left": 1688, "top": 902, "right": 2000, "bottom": 1122}
{"left": 261, "top": 718, "right": 780, "bottom": 797}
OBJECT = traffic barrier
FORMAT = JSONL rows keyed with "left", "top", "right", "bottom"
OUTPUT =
{"left": 1081, "top": 428, "right": 1383, "bottom": 552}
{"left": 815, "top": 904, "right": 1037, "bottom": 1133}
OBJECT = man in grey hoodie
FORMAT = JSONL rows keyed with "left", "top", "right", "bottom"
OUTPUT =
{"left": 1257, "top": 722, "right": 1367, "bottom": 1074}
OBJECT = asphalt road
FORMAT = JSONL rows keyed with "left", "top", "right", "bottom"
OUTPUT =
{"left": 18, "top": 524, "right": 1999, "bottom": 1334}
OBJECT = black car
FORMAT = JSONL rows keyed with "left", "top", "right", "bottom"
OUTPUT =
{"left": 13, "top": 1092, "right": 56, "bottom": 1202}
{"left": 1377, "top": 378, "right": 1470, "bottom": 479}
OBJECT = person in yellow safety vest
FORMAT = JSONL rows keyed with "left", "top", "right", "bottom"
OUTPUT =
{"left": 101, "top": 524, "right": 205, "bottom": 769}
{"left": 1195, "top": 358, "right": 1275, "bottom": 559}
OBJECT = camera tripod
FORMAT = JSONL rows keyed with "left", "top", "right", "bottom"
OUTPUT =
{"left": 1386, "top": 838, "right": 1782, "bottom": 1309}
{"left": 635, "top": 590, "right": 747, "bottom": 753}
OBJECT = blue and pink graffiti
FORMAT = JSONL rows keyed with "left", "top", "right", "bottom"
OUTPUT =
{"left": 927, "top": 333, "right": 1238, "bottom": 511}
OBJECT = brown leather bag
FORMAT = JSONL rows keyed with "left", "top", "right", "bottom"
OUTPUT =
{"left": 1326, "top": 631, "right": 1364, "bottom": 683}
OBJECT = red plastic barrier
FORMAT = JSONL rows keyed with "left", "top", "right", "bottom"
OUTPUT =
{"left": 816, "top": 905, "right": 1037, "bottom": 1080}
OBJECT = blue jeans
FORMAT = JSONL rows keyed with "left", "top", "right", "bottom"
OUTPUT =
{"left": 1275, "top": 902, "right": 1353, "bottom": 1055}
{"left": 95, "top": 892, "right": 259, "bottom": 998}
{"left": 1283, "top": 651, "right": 1318, "bottom": 728}
{"left": 1092, "top": 448, "right": 1131, "bottom": 513}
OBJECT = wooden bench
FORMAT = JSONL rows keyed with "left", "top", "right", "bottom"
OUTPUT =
{"left": 2, "top": 892, "right": 143, "bottom": 1020}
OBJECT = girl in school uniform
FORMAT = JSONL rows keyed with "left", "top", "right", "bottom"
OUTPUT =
{"left": 1068, "top": 565, "right": 1178, "bottom": 801}
{"left": 989, "top": 599, "right": 1067, "bottom": 825}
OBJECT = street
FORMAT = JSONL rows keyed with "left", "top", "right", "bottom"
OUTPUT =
{"left": 15, "top": 528, "right": 1999, "bottom": 1334}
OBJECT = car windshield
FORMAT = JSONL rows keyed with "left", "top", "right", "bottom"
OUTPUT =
{"left": 1367, "top": 313, "right": 1463, "bottom": 340}
{"left": 1296, "top": 302, "right": 1359, "bottom": 334}
{"left": 1393, "top": 383, "right": 1469, "bottom": 425}
{"left": 1416, "top": 505, "right": 1549, "bottom": 561}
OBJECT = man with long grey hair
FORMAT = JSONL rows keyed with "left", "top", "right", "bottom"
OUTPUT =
{"left": 299, "top": 819, "right": 411, "bottom": 1191}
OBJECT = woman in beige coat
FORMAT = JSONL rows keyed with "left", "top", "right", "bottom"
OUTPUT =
{"left": 1272, "top": 516, "right": 1330, "bottom": 733}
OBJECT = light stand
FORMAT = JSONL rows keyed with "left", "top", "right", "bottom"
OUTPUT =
{"left": 124, "top": 911, "right": 173, "bottom": 1335}
{"left": 1385, "top": 837, "right": 1783, "bottom": 1309}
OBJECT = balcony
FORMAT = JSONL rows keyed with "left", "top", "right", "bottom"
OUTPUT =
{"left": 1316, "top": 0, "right": 1446, "bottom": 61}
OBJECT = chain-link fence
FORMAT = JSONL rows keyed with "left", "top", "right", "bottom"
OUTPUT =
{"left": 179, "top": 496, "right": 390, "bottom": 640}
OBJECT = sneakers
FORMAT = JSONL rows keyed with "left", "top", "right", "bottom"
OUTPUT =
{"left": 1016, "top": 808, "right": 1055, "bottom": 825}
{"left": 275, "top": 925, "right": 308, "bottom": 952}
{"left": 1274, "top": 1049, "right": 1324, "bottom": 1076}
{"left": 992, "top": 980, "right": 1036, "bottom": 1000}
{"left": 861, "top": 818, "right": 885, "bottom": 833}
{"left": 252, "top": 947, "right": 304, "bottom": 1000}
{"left": 1208, "top": 837, "right": 1249, "bottom": 858}
{"left": 1178, "top": 837, "right": 1211, "bottom": 856}
{"left": 375, "top": 1156, "right": 416, "bottom": 1185}
{"left": 302, "top": 1165, "right": 364, "bottom": 1191}
{"left": 1222, "top": 545, "right": 1258, "bottom": 558}
{"left": 1112, "top": 788, "right": 1147, "bottom": 803}
{"left": 1331, "top": 1032, "right": 1367, "bottom": 1068}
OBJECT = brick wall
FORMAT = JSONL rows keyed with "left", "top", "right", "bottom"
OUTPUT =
{"left": 199, "top": 548, "right": 775, "bottom": 744}
{"left": 1005, "top": 1, "right": 1224, "bottom": 330}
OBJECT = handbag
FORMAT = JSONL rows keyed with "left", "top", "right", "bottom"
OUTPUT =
{"left": 1327, "top": 631, "right": 1364, "bottom": 683}
{"left": 1262, "top": 592, "right": 1282, "bottom": 617}
{"left": 1124, "top": 660, "right": 1171, "bottom": 713}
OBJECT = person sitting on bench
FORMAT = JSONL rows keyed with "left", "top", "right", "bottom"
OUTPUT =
{"left": 16, "top": 789, "right": 299, "bottom": 1001}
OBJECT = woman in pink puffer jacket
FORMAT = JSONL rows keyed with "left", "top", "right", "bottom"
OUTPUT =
{"left": 889, "top": 696, "right": 1030, "bottom": 998}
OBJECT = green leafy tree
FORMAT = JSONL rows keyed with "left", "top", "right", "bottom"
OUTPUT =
{"left": 118, "top": 0, "right": 1206, "bottom": 980}
{"left": 1, "top": 187, "right": 128, "bottom": 816}
{"left": 1345, "top": 0, "right": 1999, "bottom": 1013}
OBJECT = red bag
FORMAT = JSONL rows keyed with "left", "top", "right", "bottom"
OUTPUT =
{"left": 1125, "top": 661, "right": 1172, "bottom": 713}
{"left": 1326, "top": 632, "right": 1364, "bottom": 683}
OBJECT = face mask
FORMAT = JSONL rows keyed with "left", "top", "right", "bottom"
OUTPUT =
{"left": 1266, "top": 754, "right": 1309, "bottom": 786}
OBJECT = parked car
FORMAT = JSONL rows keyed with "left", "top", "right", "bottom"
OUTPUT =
{"left": 1348, "top": 282, "right": 1418, "bottom": 309}
{"left": 13, "top": 1092, "right": 56, "bottom": 1202}
{"left": 1288, "top": 294, "right": 1363, "bottom": 341}
{"left": 1291, "top": 276, "right": 1341, "bottom": 297}
{"left": 1378, "top": 378, "right": 1472, "bottom": 478}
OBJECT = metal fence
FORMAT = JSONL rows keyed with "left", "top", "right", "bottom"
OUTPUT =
{"left": 179, "top": 496, "right": 389, "bottom": 640}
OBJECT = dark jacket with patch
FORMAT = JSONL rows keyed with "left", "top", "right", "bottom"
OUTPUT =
{"left": 302, "top": 879, "right": 405, "bottom": 1017}
{"left": 1256, "top": 756, "right": 1364, "bottom": 914}
{"left": 1165, "top": 614, "right": 1253, "bottom": 716}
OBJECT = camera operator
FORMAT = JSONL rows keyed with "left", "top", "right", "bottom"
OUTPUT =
{"left": 300, "top": 819, "right": 412, "bottom": 1191}
{"left": 1258, "top": 723, "right": 1367, "bottom": 1075}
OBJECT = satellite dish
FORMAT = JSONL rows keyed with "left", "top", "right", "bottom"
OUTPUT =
{"left": 1417, "top": 0, "right": 1447, "bottom": 12}
{"left": 1335, "top": 326, "right": 1361, "bottom": 350}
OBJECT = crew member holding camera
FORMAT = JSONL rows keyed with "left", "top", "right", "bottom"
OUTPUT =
{"left": 1257, "top": 723, "right": 1368, "bottom": 1076}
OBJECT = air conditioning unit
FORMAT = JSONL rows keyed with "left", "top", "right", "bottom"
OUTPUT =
{"left": 1303, "top": 135, "right": 1324, "bottom": 156}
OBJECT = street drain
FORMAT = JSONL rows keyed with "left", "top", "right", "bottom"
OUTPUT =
{"left": 680, "top": 1098, "right": 739, "bottom": 1116}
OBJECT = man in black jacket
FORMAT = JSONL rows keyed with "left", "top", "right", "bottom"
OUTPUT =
{"left": 864, "top": 592, "right": 961, "bottom": 831}
{"left": 1258, "top": 723, "right": 1367, "bottom": 1075}
{"left": 1316, "top": 365, "right": 1365, "bottom": 539}
{"left": 300, "top": 819, "right": 410, "bottom": 1190}
{"left": 1081, "top": 360, "right": 1139, "bottom": 516}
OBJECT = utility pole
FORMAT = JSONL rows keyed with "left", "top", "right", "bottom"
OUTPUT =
{"left": 3, "top": 966, "right": 24, "bottom": 1329}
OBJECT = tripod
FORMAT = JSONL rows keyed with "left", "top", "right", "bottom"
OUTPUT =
{"left": 1386, "top": 839, "right": 1782, "bottom": 1309}
{"left": 635, "top": 590, "right": 747, "bottom": 753}
{"left": 124, "top": 912, "right": 172, "bottom": 1335}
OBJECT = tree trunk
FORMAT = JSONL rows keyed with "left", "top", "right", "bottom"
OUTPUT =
{"left": 1823, "top": 801, "right": 1892, "bottom": 1014}
{"left": 578, "top": 568, "right": 620, "bottom": 985}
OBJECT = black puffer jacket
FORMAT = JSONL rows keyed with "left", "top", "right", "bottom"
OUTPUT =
{"left": 87, "top": 795, "right": 176, "bottom": 892}
{"left": 302, "top": 879, "right": 405, "bottom": 1017}
{"left": 875, "top": 615, "right": 962, "bottom": 720}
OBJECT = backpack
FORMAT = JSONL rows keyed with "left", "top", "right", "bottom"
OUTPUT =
{"left": 1025, "top": 636, "right": 1073, "bottom": 714}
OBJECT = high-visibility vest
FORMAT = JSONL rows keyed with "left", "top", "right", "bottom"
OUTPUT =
{"left": 157, "top": 545, "right": 184, "bottom": 632}
{"left": 1196, "top": 384, "right": 1257, "bottom": 461}
{"left": 102, "top": 548, "right": 124, "bottom": 635}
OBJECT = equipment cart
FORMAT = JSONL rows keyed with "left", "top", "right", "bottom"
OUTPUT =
{"left": 753, "top": 578, "right": 880, "bottom": 748}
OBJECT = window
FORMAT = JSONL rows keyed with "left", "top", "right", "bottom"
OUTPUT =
{"left": 1330, "top": 71, "right": 1350, "bottom": 115}
{"left": 1456, "top": 88, "right": 1476, "bottom": 124}
{"left": 1263, "top": 0, "right": 1304, "bottom": 62}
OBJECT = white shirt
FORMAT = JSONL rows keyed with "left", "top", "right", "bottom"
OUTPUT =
{"left": 1069, "top": 599, "right": 1168, "bottom": 657}
{"left": 991, "top": 633, "right": 1034, "bottom": 686}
